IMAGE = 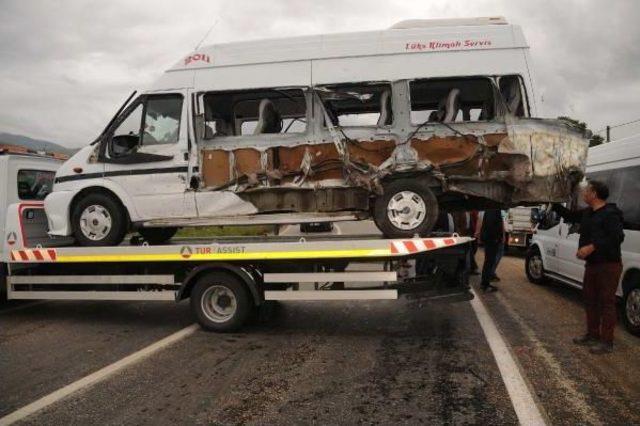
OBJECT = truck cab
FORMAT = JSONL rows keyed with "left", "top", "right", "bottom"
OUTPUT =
{"left": 0, "top": 150, "right": 65, "bottom": 298}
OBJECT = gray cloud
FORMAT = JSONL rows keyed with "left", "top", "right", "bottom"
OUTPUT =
{"left": 1, "top": 0, "right": 638, "bottom": 147}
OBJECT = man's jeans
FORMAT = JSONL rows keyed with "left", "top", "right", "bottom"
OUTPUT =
{"left": 583, "top": 262, "right": 623, "bottom": 343}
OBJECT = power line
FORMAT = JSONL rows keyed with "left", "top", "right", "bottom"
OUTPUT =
{"left": 594, "top": 117, "right": 640, "bottom": 135}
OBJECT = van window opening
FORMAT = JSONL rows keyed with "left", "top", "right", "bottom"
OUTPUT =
{"left": 498, "top": 74, "right": 528, "bottom": 117}
{"left": 17, "top": 169, "right": 55, "bottom": 201}
{"left": 409, "top": 77, "right": 496, "bottom": 124}
{"left": 202, "top": 88, "right": 307, "bottom": 138}
{"left": 317, "top": 83, "right": 393, "bottom": 128}
{"left": 587, "top": 167, "right": 640, "bottom": 230}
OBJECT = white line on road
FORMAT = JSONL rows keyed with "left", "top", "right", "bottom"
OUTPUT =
{"left": 469, "top": 289, "right": 547, "bottom": 425}
{"left": 0, "top": 324, "right": 199, "bottom": 426}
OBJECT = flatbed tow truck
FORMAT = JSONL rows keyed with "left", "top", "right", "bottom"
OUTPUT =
{"left": 2, "top": 154, "right": 472, "bottom": 331}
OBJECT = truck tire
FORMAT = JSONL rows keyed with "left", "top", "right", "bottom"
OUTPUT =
{"left": 138, "top": 227, "right": 178, "bottom": 245}
{"left": 525, "top": 246, "right": 546, "bottom": 285}
{"left": 374, "top": 179, "right": 439, "bottom": 238}
{"left": 191, "top": 271, "right": 251, "bottom": 332}
{"left": 71, "top": 193, "right": 128, "bottom": 247}
{"left": 622, "top": 284, "right": 640, "bottom": 337}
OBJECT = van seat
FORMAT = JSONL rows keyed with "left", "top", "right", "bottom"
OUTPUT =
{"left": 253, "top": 99, "right": 282, "bottom": 134}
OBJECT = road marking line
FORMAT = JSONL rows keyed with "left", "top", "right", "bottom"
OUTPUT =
{"left": 0, "top": 324, "right": 199, "bottom": 426}
{"left": 494, "top": 291, "right": 601, "bottom": 424}
{"left": 469, "top": 289, "right": 547, "bottom": 425}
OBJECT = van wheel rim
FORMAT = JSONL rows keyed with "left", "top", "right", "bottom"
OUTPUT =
{"left": 201, "top": 286, "right": 237, "bottom": 323}
{"left": 79, "top": 205, "right": 112, "bottom": 241}
{"left": 387, "top": 191, "right": 426, "bottom": 231}
{"left": 626, "top": 288, "right": 640, "bottom": 327}
{"left": 528, "top": 255, "right": 543, "bottom": 279}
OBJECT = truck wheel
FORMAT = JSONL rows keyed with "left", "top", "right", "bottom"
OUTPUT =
{"left": 191, "top": 272, "right": 251, "bottom": 332}
{"left": 622, "top": 285, "right": 640, "bottom": 337}
{"left": 374, "top": 179, "right": 439, "bottom": 238}
{"left": 138, "top": 227, "right": 178, "bottom": 245}
{"left": 71, "top": 193, "right": 128, "bottom": 246}
{"left": 525, "top": 246, "right": 546, "bottom": 285}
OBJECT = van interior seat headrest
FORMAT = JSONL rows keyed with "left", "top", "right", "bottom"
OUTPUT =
{"left": 253, "top": 99, "right": 282, "bottom": 135}
{"left": 377, "top": 89, "right": 393, "bottom": 127}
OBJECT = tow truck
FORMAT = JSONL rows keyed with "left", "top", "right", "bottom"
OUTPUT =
{"left": 2, "top": 154, "right": 473, "bottom": 332}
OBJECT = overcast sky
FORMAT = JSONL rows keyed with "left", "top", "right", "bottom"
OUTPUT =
{"left": 1, "top": 0, "right": 639, "bottom": 148}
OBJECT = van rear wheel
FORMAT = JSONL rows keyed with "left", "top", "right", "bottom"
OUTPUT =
{"left": 71, "top": 193, "right": 127, "bottom": 247}
{"left": 373, "top": 179, "right": 439, "bottom": 238}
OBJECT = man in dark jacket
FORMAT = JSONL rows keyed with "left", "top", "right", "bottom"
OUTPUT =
{"left": 553, "top": 180, "right": 625, "bottom": 354}
{"left": 477, "top": 209, "right": 504, "bottom": 292}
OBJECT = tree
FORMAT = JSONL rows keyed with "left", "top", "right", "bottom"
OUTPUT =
{"left": 589, "top": 134, "right": 605, "bottom": 147}
{"left": 558, "top": 116, "right": 605, "bottom": 147}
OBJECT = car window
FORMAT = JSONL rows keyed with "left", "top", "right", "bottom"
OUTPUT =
{"left": 17, "top": 169, "right": 55, "bottom": 200}
{"left": 409, "top": 77, "right": 495, "bottom": 124}
{"left": 202, "top": 88, "right": 307, "bottom": 137}
{"left": 317, "top": 83, "right": 393, "bottom": 128}
{"left": 142, "top": 95, "right": 183, "bottom": 145}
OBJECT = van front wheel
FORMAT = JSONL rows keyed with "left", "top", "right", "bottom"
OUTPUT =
{"left": 71, "top": 193, "right": 127, "bottom": 246}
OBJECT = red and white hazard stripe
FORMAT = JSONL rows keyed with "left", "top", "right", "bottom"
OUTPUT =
{"left": 10, "top": 249, "right": 57, "bottom": 262}
{"left": 390, "top": 237, "right": 460, "bottom": 254}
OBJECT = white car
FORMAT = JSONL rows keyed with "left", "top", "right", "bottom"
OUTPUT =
{"left": 526, "top": 135, "right": 640, "bottom": 336}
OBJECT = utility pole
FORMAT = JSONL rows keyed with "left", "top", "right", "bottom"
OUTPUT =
{"left": 606, "top": 125, "right": 610, "bottom": 142}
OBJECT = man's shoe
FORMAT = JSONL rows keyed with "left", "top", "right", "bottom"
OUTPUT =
{"left": 590, "top": 342, "right": 613, "bottom": 354}
{"left": 572, "top": 334, "right": 599, "bottom": 347}
{"left": 491, "top": 275, "right": 501, "bottom": 282}
{"left": 482, "top": 284, "right": 498, "bottom": 293}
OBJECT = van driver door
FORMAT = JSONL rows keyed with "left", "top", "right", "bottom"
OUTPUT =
{"left": 101, "top": 92, "right": 196, "bottom": 221}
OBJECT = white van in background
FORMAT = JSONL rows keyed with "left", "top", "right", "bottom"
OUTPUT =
{"left": 526, "top": 135, "right": 640, "bottom": 336}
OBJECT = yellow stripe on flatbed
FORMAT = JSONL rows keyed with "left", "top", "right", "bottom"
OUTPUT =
{"left": 55, "top": 249, "right": 391, "bottom": 263}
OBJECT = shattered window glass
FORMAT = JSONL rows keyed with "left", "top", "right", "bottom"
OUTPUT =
{"left": 203, "top": 88, "right": 307, "bottom": 137}
{"left": 409, "top": 78, "right": 495, "bottom": 124}
{"left": 141, "top": 95, "right": 183, "bottom": 145}
{"left": 317, "top": 83, "right": 393, "bottom": 128}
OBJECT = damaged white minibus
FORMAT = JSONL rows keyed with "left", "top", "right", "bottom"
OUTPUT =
{"left": 45, "top": 17, "right": 590, "bottom": 246}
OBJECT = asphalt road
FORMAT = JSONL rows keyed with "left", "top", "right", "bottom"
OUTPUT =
{"left": 1, "top": 246, "right": 640, "bottom": 424}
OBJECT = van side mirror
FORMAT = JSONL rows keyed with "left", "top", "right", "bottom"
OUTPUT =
{"left": 568, "top": 223, "right": 581, "bottom": 235}
{"left": 111, "top": 134, "right": 139, "bottom": 158}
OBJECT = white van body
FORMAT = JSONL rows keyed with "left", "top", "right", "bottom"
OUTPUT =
{"left": 528, "top": 135, "right": 640, "bottom": 335}
{"left": 46, "top": 17, "right": 589, "bottom": 246}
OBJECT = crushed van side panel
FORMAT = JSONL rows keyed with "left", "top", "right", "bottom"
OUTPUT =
{"left": 198, "top": 118, "right": 589, "bottom": 214}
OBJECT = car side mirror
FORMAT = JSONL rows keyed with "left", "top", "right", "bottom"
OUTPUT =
{"left": 111, "top": 134, "right": 139, "bottom": 158}
{"left": 568, "top": 223, "right": 580, "bottom": 234}
{"left": 530, "top": 208, "right": 541, "bottom": 223}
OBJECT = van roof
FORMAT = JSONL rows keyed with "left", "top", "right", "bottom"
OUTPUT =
{"left": 167, "top": 17, "right": 526, "bottom": 72}
{"left": 587, "top": 134, "right": 640, "bottom": 169}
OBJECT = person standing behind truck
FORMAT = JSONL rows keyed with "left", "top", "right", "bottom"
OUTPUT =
{"left": 552, "top": 180, "right": 625, "bottom": 354}
{"left": 453, "top": 211, "right": 479, "bottom": 274}
{"left": 476, "top": 209, "right": 504, "bottom": 292}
